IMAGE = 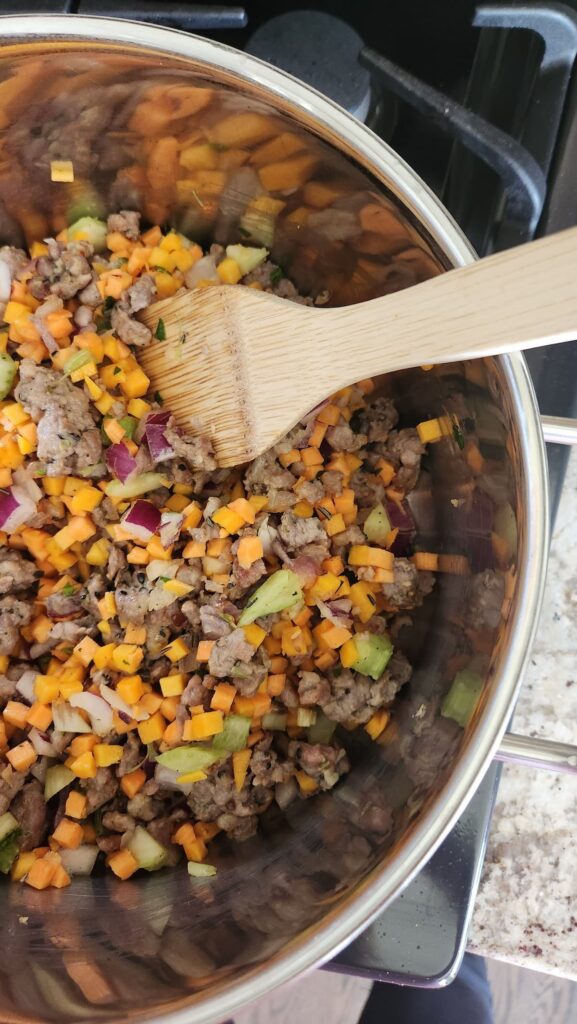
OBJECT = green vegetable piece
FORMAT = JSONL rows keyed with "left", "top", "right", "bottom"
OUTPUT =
{"left": 494, "top": 501, "right": 518, "bottom": 563}
{"left": 363, "top": 503, "right": 392, "bottom": 545}
{"left": 212, "top": 714, "right": 251, "bottom": 752}
{"left": 155, "top": 318, "right": 166, "bottom": 341}
{"left": 0, "top": 811, "right": 19, "bottom": 844}
{"left": 64, "top": 350, "right": 94, "bottom": 376}
{"left": 225, "top": 244, "right": 268, "bottom": 276}
{"left": 0, "top": 832, "right": 20, "bottom": 875}
{"left": 44, "top": 765, "right": 75, "bottom": 802}
{"left": 307, "top": 710, "right": 337, "bottom": 745}
{"left": 238, "top": 569, "right": 303, "bottom": 626}
{"left": 67, "top": 216, "right": 107, "bottom": 253}
{"left": 262, "top": 711, "right": 288, "bottom": 731}
{"left": 269, "top": 266, "right": 285, "bottom": 286}
{"left": 118, "top": 414, "right": 138, "bottom": 439}
{"left": 61, "top": 583, "right": 77, "bottom": 597}
{"left": 156, "top": 745, "right": 222, "bottom": 774}
{"left": 441, "top": 669, "right": 484, "bottom": 728}
{"left": 126, "top": 825, "right": 168, "bottom": 872}
{"left": 104, "top": 472, "right": 169, "bottom": 499}
{"left": 352, "top": 632, "right": 393, "bottom": 680}
{"left": 0, "top": 353, "right": 16, "bottom": 401}
{"left": 188, "top": 861, "right": 216, "bottom": 878}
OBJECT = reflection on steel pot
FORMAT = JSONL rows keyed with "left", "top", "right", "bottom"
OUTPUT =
{"left": 0, "top": 16, "right": 548, "bottom": 1024}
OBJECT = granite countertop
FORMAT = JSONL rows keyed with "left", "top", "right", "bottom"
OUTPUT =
{"left": 468, "top": 448, "right": 577, "bottom": 978}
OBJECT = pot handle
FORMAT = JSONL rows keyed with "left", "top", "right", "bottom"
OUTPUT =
{"left": 492, "top": 414, "right": 577, "bottom": 775}
{"left": 495, "top": 733, "right": 577, "bottom": 774}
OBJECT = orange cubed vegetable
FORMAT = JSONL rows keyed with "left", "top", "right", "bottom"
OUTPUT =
{"left": 26, "top": 702, "right": 53, "bottom": 731}
{"left": 108, "top": 848, "right": 139, "bottom": 880}
{"left": 236, "top": 536, "right": 263, "bottom": 568}
{"left": 116, "top": 675, "right": 145, "bottom": 705}
{"left": 3, "top": 700, "right": 31, "bottom": 728}
{"left": 348, "top": 545, "right": 394, "bottom": 570}
{"left": 232, "top": 749, "right": 251, "bottom": 792}
{"left": 25, "top": 856, "right": 59, "bottom": 890}
{"left": 183, "top": 710, "right": 223, "bottom": 741}
{"left": 65, "top": 791, "right": 87, "bottom": 819}
{"left": 6, "top": 740, "right": 37, "bottom": 773}
{"left": 210, "top": 683, "right": 237, "bottom": 713}
{"left": 137, "top": 712, "right": 166, "bottom": 744}
{"left": 120, "top": 768, "right": 147, "bottom": 799}
{"left": 196, "top": 640, "right": 214, "bottom": 662}
{"left": 159, "top": 673, "right": 185, "bottom": 697}
{"left": 52, "top": 817, "right": 84, "bottom": 850}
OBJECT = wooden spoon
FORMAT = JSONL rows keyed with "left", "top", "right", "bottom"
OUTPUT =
{"left": 139, "top": 226, "right": 577, "bottom": 467}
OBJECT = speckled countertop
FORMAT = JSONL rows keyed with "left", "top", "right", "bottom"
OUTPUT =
{"left": 468, "top": 448, "right": 577, "bottom": 978}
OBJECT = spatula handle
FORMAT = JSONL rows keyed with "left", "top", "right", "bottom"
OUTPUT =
{"left": 315, "top": 226, "right": 577, "bottom": 380}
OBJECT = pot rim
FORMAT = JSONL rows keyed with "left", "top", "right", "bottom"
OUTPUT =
{"left": 0, "top": 16, "right": 549, "bottom": 1023}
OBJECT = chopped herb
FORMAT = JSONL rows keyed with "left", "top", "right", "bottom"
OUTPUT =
{"left": 238, "top": 225, "right": 251, "bottom": 238}
{"left": 270, "top": 266, "right": 285, "bottom": 286}
{"left": 210, "top": 142, "right": 229, "bottom": 152}
{"left": 103, "top": 296, "right": 116, "bottom": 311}
{"left": 452, "top": 423, "right": 465, "bottom": 450}
{"left": 93, "top": 811, "right": 104, "bottom": 836}
{"left": 113, "top": 366, "right": 122, "bottom": 375}
{"left": 152, "top": 266, "right": 171, "bottom": 274}
{"left": 154, "top": 319, "right": 166, "bottom": 341}
{"left": 34, "top": 467, "right": 47, "bottom": 477}
{"left": 154, "top": 391, "right": 164, "bottom": 405}
{"left": 61, "top": 583, "right": 76, "bottom": 597}
{"left": 157, "top": 576, "right": 170, "bottom": 584}
{"left": 317, "top": 506, "right": 332, "bottom": 520}
{"left": 0, "top": 830, "right": 21, "bottom": 875}
{"left": 367, "top": 593, "right": 377, "bottom": 606}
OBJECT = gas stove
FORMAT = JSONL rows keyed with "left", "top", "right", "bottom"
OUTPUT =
{"left": 15, "top": 0, "right": 577, "bottom": 987}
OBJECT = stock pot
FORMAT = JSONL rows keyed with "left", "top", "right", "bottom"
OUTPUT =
{"left": 0, "top": 15, "right": 563, "bottom": 1023}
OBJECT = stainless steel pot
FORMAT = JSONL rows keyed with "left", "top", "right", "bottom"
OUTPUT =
{"left": 0, "top": 15, "right": 557, "bottom": 1024}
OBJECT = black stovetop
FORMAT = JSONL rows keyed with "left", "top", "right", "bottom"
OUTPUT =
{"left": 18, "top": 0, "right": 577, "bottom": 987}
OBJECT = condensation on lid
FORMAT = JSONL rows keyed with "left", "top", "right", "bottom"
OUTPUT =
{"left": 246, "top": 11, "right": 372, "bottom": 123}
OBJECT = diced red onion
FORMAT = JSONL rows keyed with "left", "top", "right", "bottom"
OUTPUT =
{"left": 144, "top": 411, "right": 174, "bottom": 463}
{"left": 51, "top": 701, "right": 92, "bottom": 734}
{"left": 184, "top": 254, "right": 219, "bottom": 288}
{"left": 60, "top": 845, "right": 99, "bottom": 876}
{"left": 106, "top": 442, "right": 137, "bottom": 483}
{"left": 15, "top": 670, "right": 37, "bottom": 704}
{"left": 99, "top": 681, "right": 149, "bottom": 723}
{"left": 154, "top": 763, "right": 195, "bottom": 795}
{"left": 291, "top": 554, "right": 318, "bottom": 587}
{"left": 0, "top": 261, "right": 11, "bottom": 304}
{"left": 121, "top": 499, "right": 161, "bottom": 541}
{"left": 69, "top": 692, "right": 113, "bottom": 736}
{"left": 28, "top": 728, "right": 57, "bottom": 757}
{"left": 316, "top": 598, "right": 353, "bottom": 629}
{"left": 159, "top": 511, "right": 183, "bottom": 549}
{"left": 13, "top": 467, "right": 43, "bottom": 503}
{"left": 0, "top": 485, "right": 38, "bottom": 533}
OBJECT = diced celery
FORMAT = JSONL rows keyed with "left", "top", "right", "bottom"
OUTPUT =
{"left": 64, "top": 350, "right": 94, "bottom": 376}
{"left": 119, "top": 415, "right": 138, "bottom": 439}
{"left": 0, "top": 353, "right": 16, "bottom": 400}
{"left": 441, "top": 669, "right": 484, "bottom": 727}
{"left": 238, "top": 569, "right": 302, "bottom": 626}
{"left": 0, "top": 811, "right": 19, "bottom": 844}
{"left": 105, "top": 472, "right": 169, "bottom": 499}
{"left": 44, "top": 765, "right": 75, "bottom": 802}
{"left": 352, "top": 633, "right": 393, "bottom": 680}
{"left": 212, "top": 714, "right": 251, "bottom": 752}
{"left": 188, "top": 861, "right": 216, "bottom": 878}
{"left": 156, "top": 745, "right": 222, "bottom": 774}
{"left": 126, "top": 825, "right": 168, "bottom": 872}
{"left": 295, "top": 708, "right": 317, "bottom": 727}
{"left": 68, "top": 216, "right": 107, "bottom": 252}
{"left": 307, "top": 710, "right": 336, "bottom": 745}
{"left": 225, "top": 244, "right": 268, "bottom": 276}
{"left": 363, "top": 503, "right": 392, "bottom": 545}
{"left": 262, "top": 712, "right": 288, "bottom": 731}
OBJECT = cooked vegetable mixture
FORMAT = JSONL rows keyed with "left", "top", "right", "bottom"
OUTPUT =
{"left": 0, "top": 211, "right": 485, "bottom": 889}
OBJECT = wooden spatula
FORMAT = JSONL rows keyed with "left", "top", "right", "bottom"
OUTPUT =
{"left": 139, "top": 226, "right": 577, "bottom": 467}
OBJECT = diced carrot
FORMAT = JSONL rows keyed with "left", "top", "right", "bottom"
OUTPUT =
{"left": 25, "top": 856, "right": 59, "bottom": 890}
{"left": 267, "top": 673, "right": 286, "bottom": 697}
{"left": 172, "top": 822, "right": 196, "bottom": 846}
{"left": 232, "top": 749, "right": 251, "bottom": 792}
{"left": 210, "top": 683, "right": 237, "bottom": 713}
{"left": 108, "top": 848, "right": 139, "bottom": 880}
{"left": 6, "top": 740, "right": 37, "bottom": 772}
{"left": 65, "top": 791, "right": 87, "bottom": 820}
{"left": 3, "top": 700, "right": 31, "bottom": 728}
{"left": 295, "top": 770, "right": 318, "bottom": 794}
{"left": 233, "top": 693, "right": 271, "bottom": 717}
{"left": 411, "top": 551, "right": 439, "bottom": 571}
{"left": 183, "top": 710, "right": 223, "bottom": 741}
{"left": 160, "top": 696, "right": 180, "bottom": 721}
{"left": 52, "top": 817, "right": 84, "bottom": 850}
{"left": 196, "top": 640, "right": 214, "bottom": 662}
{"left": 162, "top": 719, "right": 183, "bottom": 746}
{"left": 120, "top": 768, "right": 146, "bottom": 798}
{"left": 236, "top": 535, "right": 263, "bottom": 568}
{"left": 26, "top": 702, "right": 53, "bottom": 731}
{"left": 67, "top": 734, "right": 98, "bottom": 758}
{"left": 52, "top": 864, "right": 72, "bottom": 888}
